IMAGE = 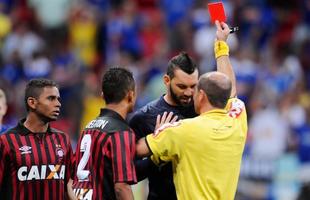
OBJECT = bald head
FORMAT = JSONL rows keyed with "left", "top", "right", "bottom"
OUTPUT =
{"left": 198, "top": 72, "right": 232, "bottom": 108}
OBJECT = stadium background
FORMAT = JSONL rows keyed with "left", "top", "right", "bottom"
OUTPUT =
{"left": 0, "top": 0, "right": 310, "bottom": 199}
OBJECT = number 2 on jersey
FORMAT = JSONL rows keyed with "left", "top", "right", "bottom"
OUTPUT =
{"left": 77, "top": 134, "right": 92, "bottom": 181}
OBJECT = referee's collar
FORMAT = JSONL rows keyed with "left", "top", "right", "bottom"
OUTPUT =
{"left": 99, "top": 108, "right": 126, "bottom": 122}
{"left": 17, "top": 118, "right": 53, "bottom": 135}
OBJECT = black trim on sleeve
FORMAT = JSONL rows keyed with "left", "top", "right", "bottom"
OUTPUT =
{"left": 144, "top": 137, "right": 153, "bottom": 156}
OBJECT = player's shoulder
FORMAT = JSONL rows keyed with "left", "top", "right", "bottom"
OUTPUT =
{"left": 176, "top": 118, "right": 198, "bottom": 130}
{"left": 130, "top": 98, "right": 162, "bottom": 122}
{"left": 1, "top": 124, "right": 21, "bottom": 135}
{"left": 226, "top": 97, "right": 246, "bottom": 118}
{"left": 140, "top": 98, "right": 164, "bottom": 114}
{"left": 0, "top": 125, "right": 21, "bottom": 144}
{"left": 229, "top": 97, "right": 245, "bottom": 104}
{"left": 228, "top": 97, "right": 245, "bottom": 108}
{"left": 50, "top": 127, "right": 67, "bottom": 136}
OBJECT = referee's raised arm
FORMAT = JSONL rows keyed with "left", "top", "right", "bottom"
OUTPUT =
{"left": 214, "top": 20, "right": 237, "bottom": 98}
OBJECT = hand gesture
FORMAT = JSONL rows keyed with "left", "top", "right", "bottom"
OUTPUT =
{"left": 215, "top": 20, "right": 230, "bottom": 42}
{"left": 154, "top": 112, "right": 178, "bottom": 132}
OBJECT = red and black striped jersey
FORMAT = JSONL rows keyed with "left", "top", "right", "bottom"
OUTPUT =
{"left": 0, "top": 119, "right": 74, "bottom": 200}
{"left": 72, "top": 108, "right": 137, "bottom": 200}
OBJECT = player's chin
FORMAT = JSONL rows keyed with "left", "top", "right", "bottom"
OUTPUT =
{"left": 49, "top": 115, "right": 59, "bottom": 121}
{"left": 180, "top": 99, "right": 193, "bottom": 106}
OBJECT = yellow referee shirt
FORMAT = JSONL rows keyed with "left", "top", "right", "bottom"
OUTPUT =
{"left": 146, "top": 98, "right": 247, "bottom": 200}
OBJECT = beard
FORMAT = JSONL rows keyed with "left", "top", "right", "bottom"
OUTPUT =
{"left": 169, "top": 85, "right": 193, "bottom": 107}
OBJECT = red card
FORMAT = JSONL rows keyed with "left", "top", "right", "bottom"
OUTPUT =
{"left": 207, "top": 2, "right": 226, "bottom": 23}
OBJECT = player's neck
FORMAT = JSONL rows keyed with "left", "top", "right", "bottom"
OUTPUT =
{"left": 106, "top": 103, "right": 128, "bottom": 120}
{"left": 24, "top": 113, "right": 49, "bottom": 132}
{"left": 199, "top": 99, "right": 218, "bottom": 114}
{"left": 200, "top": 103, "right": 224, "bottom": 114}
{"left": 163, "top": 94, "right": 177, "bottom": 106}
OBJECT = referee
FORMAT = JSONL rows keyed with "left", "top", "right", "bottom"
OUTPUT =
{"left": 136, "top": 21, "right": 248, "bottom": 200}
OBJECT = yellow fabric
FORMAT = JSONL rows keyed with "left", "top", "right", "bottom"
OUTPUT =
{"left": 80, "top": 96, "right": 105, "bottom": 132}
{"left": 0, "top": 14, "right": 11, "bottom": 38}
{"left": 70, "top": 21, "right": 97, "bottom": 66}
{"left": 214, "top": 40, "right": 229, "bottom": 59}
{"left": 146, "top": 98, "right": 247, "bottom": 200}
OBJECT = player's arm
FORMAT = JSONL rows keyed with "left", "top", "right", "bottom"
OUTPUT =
{"left": 136, "top": 111, "right": 177, "bottom": 158}
{"left": 129, "top": 112, "right": 154, "bottom": 181}
{"left": 111, "top": 130, "right": 137, "bottom": 198}
{"left": 114, "top": 182, "right": 134, "bottom": 200}
{"left": 67, "top": 179, "right": 77, "bottom": 200}
{"left": 214, "top": 20, "right": 237, "bottom": 97}
{"left": 129, "top": 112, "right": 147, "bottom": 140}
{"left": 136, "top": 137, "right": 152, "bottom": 157}
{"left": 64, "top": 135, "right": 77, "bottom": 200}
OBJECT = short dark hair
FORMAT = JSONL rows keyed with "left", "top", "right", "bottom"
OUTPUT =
{"left": 25, "top": 78, "right": 58, "bottom": 111}
{"left": 101, "top": 67, "right": 135, "bottom": 104}
{"left": 198, "top": 73, "right": 232, "bottom": 109}
{"left": 167, "top": 52, "right": 197, "bottom": 78}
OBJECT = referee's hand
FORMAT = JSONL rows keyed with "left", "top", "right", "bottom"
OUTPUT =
{"left": 215, "top": 20, "right": 230, "bottom": 42}
{"left": 155, "top": 111, "right": 178, "bottom": 132}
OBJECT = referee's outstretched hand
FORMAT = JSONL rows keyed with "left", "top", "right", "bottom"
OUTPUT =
{"left": 215, "top": 20, "right": 230, "bottom": 42}
{"left": 155, "top": 111, "right": 178, "bottom": 132}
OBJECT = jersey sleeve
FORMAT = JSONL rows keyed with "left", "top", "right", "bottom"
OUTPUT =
{"left": 146, "top": 121, "right": 182, "bottom": 165}
{"left": 129, "top": 112, "right": 150, "bottom": 140}
{"left": 226, "top": 97, "right": 248, "bottom": 134}
{"left": 111, "top": 130, "right": 137, "bottom": 184}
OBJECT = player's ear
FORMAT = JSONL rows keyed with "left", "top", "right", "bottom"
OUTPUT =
{"left": 163, "top": 74, "right": 170, "bottom": 87}
{"left": 200, "top": 89, "right": 209, "bottom": 104}
{"left": 27, "top": 97, "right": 37, "bottom": 110}
{"left": 127, "top": 90, "right": 135, "bottom": 104}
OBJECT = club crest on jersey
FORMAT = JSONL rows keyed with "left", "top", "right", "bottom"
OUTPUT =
{"left": 56, "top": 144, "right": 64, "bottom": 159}
{"left": 19, "top": 145, "right": 32, "bottom": 155}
